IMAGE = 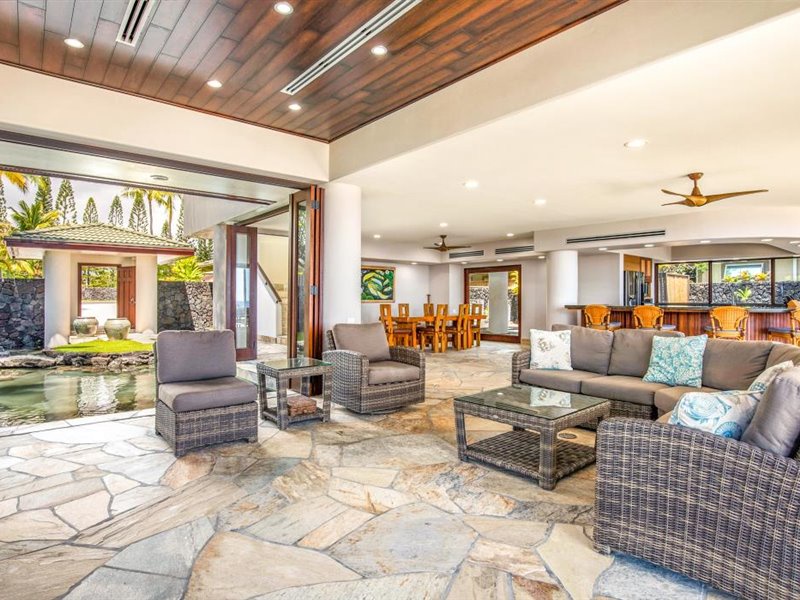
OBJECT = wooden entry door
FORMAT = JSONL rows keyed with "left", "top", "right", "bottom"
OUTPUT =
{"left": 117, "top": 266, "right": 136, "bottom": 329}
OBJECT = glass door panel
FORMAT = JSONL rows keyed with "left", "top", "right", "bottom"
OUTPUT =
{"left": 465, "top": 266, "right": 521, "bottom": 343}
{"left": 227, "top": 226, "right": 257, "bottom": 360}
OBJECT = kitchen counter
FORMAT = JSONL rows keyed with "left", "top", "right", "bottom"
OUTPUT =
{"left": 565, "top": 305, "right": 791, "bottom": 314}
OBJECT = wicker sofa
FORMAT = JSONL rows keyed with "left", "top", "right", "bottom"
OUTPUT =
{"left": 512, "top": 325, "right": 800, "bottom": 421}
{"left": 323, "top": 323, "right": 425, "bottom": 413}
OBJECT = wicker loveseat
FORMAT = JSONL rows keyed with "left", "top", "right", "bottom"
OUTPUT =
{"left": 323, "top": 323, "right": 425, "bottom": 413}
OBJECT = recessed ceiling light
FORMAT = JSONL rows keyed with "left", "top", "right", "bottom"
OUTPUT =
{"left": 288, "top": 103, "right": 302, "bottom": 111}
{"left": 64, "top": 38, "right": 84, "bottom": 48}
{"left": 761, "top": 238, "right": 774, "bottom": 242}
{"left": 274, "top": 2, "right": 293, "bottom": 15}
{"left": 644, "top": 244, "right": 654, "bottom": 248}
{"left": 439, "top": 222, "right": 448, "bottom": 228}
{"left": 373, "top": 234, "right": 381, "bottom": 239}
{"left": 598, "top": 247, "right": 608, "bottom": 251}
{"left": 463, "top": 180, "right": 479, "bottom": 190}
{"left": 371, "top": 45, "right": 388, "bottom": 56}
{"left": 496, "top": 259, "right": 503, "bottom": 262}
{"left": 790, "top": 241, "right": 800, "bottom": 244}
{"left": 534, "top": 198, "right": 547, "bottom": 206}
{"left": 411, "top": 262, "right": 417, "bottom": 265}
{"left": 461, "top": 261, "right": 468, "bottom": 265}
{"left": 700, "top": 240, "right": 711, "bottom": 244}
{"left": 150, "top": 174, "right": 169, "bottom": 181}
{"left": 624, "top": 138, "right": 648, "bottom": 148}
{"left": 538, "top": 255, "right": 546, "bottom": 260}
{"left": 506, "top": 233, "right": 514, "bottom": 237}
{"left": 207, "top": 79, "right": 223, "bottom": 88}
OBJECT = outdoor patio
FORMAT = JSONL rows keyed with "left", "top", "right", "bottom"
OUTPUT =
{"left": 0, "top": 343, "right": 732, "bottom": 600}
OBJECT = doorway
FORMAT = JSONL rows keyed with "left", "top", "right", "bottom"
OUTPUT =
{"left": 464, "top": 265, "right": 522, "bottom": 343}
{"left": 78, "top": 264, "right": 136, "bottom": 330}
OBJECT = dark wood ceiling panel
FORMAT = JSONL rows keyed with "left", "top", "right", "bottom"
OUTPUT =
{"left": 2, "top": 0, "right": 624, "bottom": 141}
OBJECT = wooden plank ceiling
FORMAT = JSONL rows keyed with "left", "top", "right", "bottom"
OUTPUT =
{"left": 0, "top": 0, "right": 624, "bottom": 141}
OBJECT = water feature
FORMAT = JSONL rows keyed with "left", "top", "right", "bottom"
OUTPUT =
{"left": 0, "top": 366, "right": 154, "bottom": 427}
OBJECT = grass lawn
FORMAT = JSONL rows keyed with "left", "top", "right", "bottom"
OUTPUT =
{"left": 53, "top": 340, "right": 154, "bottom": 354}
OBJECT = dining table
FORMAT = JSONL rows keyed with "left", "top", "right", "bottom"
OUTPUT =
{"left": 391, "top": 314, "right": 486, "bottom": 351}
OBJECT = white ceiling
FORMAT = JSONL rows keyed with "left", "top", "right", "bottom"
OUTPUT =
{"left": 344, "top": 9, "right": 800, "bottom": 246}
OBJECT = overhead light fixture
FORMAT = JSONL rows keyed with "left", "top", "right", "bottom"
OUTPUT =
{"left": 538, "top": 255, "right": 546, "bottom": 260}
{"left": 371, "top": 45, "right": 388, "bottom": 56}
{"left": 700, "top": 240, "right": 711, "bottom": 244}
{"left": 288, "top": 103, "right": 302, "bottom": 111}
{"left": 461, "top": 261, "right": 468, "bottom": 265}
{"left": 790, "top": 241, "right": 800, "bottom": 244}
{"left": 496, "top": 259, "right": 503, "bottom": 262}
{"left": 624, "top": 138, "right": 648, "bottom": 148}
{"left": 206, "top": 79, "right": 223, "bottom": 88}
{"left": 150, "top": 174, "right": 169, "bottom": 181}
{"left": 506, "top": 233, "right": 514, "bottom": 237}
{"left": 64, "top": 38, "right": 84, "bottom": 48}
{"left": 598, "top": 247, "right": 608, "bottom": 251}
{"left": 274, "top": 2, "right": 294, "bottom": 15}
{"left": 463, "top": 180, "right": 479, "bottom": 190}
{"left": 644, "top": 244, "right": 654, "bottom": 248}
{"left": 761, "top": 238, "right": 774, "bottom": 242}
{"left": 439, "top": 222, "right": 448, "bottom": 228}
{"left": 373, "top": 234, "right": 381, "bottom": 239}
{"left": 534, "top": 198, "right": 547, "bottom": 206}
{"left": 411, "top": 262, "right": 417, "bottom": 265}
{"left": 281, "top": 0, "right": 422, "bottom": 95}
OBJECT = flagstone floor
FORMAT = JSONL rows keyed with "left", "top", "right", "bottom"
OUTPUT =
{"left": 0, "top": 342, "right": 735, "bottom": 600}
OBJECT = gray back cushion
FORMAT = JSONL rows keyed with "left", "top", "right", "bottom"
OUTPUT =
{"left": 767, "top": 343, "right": 800, "bottom": 368}
{"left": 741, "top": 367, "right": 800, "bottom": 457}
{"left": 608, "top": 329, "right": 684, "bottom": 378}
{"left": 552, "top": 324, "right": 613, "bottom": 375}
{"left": 701, "top": 339, "right": 773, "bottom": 390}
{"left": 156, "top": 330, "right": 237, "bottom": 384}
{"left": 332, "top": 323, "right": 391, "bottom": 362}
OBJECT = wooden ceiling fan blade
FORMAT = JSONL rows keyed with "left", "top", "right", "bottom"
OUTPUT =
{"left": 661, "top": 189, "right": 690, "bottom": 198}
{"left": 662, "top": 199, "right": 694, "bottom": 207}
{"left": 704, "top": 190, "right": 769, "bottom": 203}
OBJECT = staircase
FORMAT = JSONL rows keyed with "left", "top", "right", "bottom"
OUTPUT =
{"left": 274, "top": 283, "right": 289, "bottom": 345}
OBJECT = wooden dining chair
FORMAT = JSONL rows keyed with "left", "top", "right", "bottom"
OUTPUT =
{"left": 768, "top": 308, "right": 800, "bottom": 346}
{"left": 423, "top": 303, "right": 435, "bottom": 317}
{"left": 705, "top": 306, "right": 749, "bottom": 341}
{"left": 583, "top": 305, "right": 621, "bottom": 331}
{"left": 445, "top": 304, "right": 470, "bottom": 350}
{"left": 421, "top": 304, "right": 447, "bottom": 352}
{"left": 379, "top": 304, "right": 412, "bottom": 347}
{"left": 468, "top": 304, "right": 484, "bottom": 347}
{"left": 632, "top": 305, "right": 676, "bottom": 331}
{"left": 398, "top": 303, "right": 410, "bottom": 318}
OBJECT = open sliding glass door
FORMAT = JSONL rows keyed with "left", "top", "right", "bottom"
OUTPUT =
{"left": 226, "top": 225, "right": 258, "bottom": 361}
{"left": 288, "top": 186, "right": 324, "bottom": 360}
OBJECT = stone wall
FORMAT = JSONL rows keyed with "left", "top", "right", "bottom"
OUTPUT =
{"left": 82, "top": 286, "right": 116, "bottom": 301}
{"left": 688, "top": 281, "right": 800, "bottom": 305}
{"left": 158, "top": 281, "right": 213, "bottom": 331}
{"left": 0, "top": 279, "right": 44, "bottom": 352}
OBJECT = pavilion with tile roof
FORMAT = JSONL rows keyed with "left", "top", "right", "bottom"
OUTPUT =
{"left": 6, "top": 224, "right": 194, "bottom": 347}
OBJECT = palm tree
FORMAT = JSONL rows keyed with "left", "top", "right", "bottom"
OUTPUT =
{"left": 10, "top": 199, "right": 61, "bottom": 231}
{"left": 154, "top": 191, "right": 177, "bottom": 238}
{"left": 0, "top": 170, "right": 30, "bottom": 194}
{"left": 121, "top": 187, "right": 177, "bottom": 236}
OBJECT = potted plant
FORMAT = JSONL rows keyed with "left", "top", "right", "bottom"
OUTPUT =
{"left": 734, "top": 287, "right": 753, "bottom": 305}
{"left": 72, "top": 316, "right": 99, "bottom": 336}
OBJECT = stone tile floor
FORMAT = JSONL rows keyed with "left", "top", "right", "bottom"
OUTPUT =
{"left": 0, "top": 342, "right": 736, "bottom": 599}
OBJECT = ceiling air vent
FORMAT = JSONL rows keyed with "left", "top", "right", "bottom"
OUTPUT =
{"left": 449, "top": 250, "right": 484, "bottom": 259}
{"left": 495, "top": 245, "right": 535, "bottom": 255}
{"left": 281, "top": 0, "right": 421, "bottom": 95}
{"left": 566, "top": 230, "right": 666, "bottom": 244}
{"left": 116, "top": 0, "right": 155, "bottom": 47}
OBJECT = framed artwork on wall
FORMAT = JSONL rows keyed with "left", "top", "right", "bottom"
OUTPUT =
{"left": 361, "top": 266, "right": 395, "bottom": 302}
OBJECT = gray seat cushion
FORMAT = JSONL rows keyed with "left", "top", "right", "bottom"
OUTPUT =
{"left": 767, "top": 343, "right": 800, "bottom": 368}
{"left": 332, "top": 323, "right": 392, "bottom": 363}
{"left": 552, "top": 325, "right": 613, "bottom": 375}
{"left": 654, "top": 385, "right": 720, "bottom": 415}
{"left": 156, "top": 330, "right": 237, "bottom": 384}
{"left": 158, "top": 377, "right": 257, "bottom": 412}
{"left": 608, "top": 329, "right": 684, "bottom": 378}
{"left": 368, "top": 361, "right": 420, "bottom": 385}
{"left": 701, "top": 339, "right": 773, "bottom": 390}
{"left": 742, "top": 367, "right": 800, "bottom": 457}
{"left": 519, "top": 368, "right": 603, "bottom": 393}
{"left": 582, "top": 375, "right": 669, "bottom": 406}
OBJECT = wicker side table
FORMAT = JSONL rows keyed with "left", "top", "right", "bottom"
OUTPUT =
{"left": 256, "top": 358, "right": 332, "bottom": 430}
{"left": 454, "top": 385, "right": 610, "bottom": 490}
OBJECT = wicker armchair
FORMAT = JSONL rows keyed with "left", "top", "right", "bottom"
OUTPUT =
{"left": 323, "top": 329, "right": 425, "bottom": 413}
{"left": 595, "top": 418, "right": 800, "bottom": 600}
{"left": 705, "top": 306, "right": 748, "bottom": 340}
{"left": 632, "top": 305, "right": 676, "bottom": 331}
{"left": 584, "top": 304, "right": 621, "bottom": 331}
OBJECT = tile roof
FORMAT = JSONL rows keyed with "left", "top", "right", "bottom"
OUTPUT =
{"left": 5, "top": 223, "right": 194, "bottom": 253}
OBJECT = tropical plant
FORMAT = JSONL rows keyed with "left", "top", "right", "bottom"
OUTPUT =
{"left": 160, "top": 220, "right": 171, "bottom": 239}
{"left": 754, "top": 272, "right": 769, "bottom": 282}
{"left": 83, "top": 197, "right": 99, "bottom": 223}
{"left": 0, "top": 170, "right": 30, "bottom": 193}
{"left": 10, "top": 199, "right": 61, "bottom": 231}
{"left": 35, "top": 176, "right": 53, "bottom": 212}
{"left": 122, "top": 188, "right": 176, "bottom": 236}
{"left": 0, "top": 222, "right": 37, "bottom": 280}
{"left": 176, "top": 201, "right": 185, "bottom": 241}
{"left": 734, "top": 287, "right": 753, "bottom": 304}
{"left": 108, "top": 195, "right": 124, "bottom": 227}
{"left": 55, "top": 179, "right": 77, "bottom": 224}
{"left": 191, "top": 237, "right": 213, "bottom": 263}
{"left": 158, "top": 257, "right": 204, "bottom": 281}
{"left": 128, "top": 193, "right": 149, "bottom": 233}
{"left": 0, "top": 179, "right": 6, "bottom": 223}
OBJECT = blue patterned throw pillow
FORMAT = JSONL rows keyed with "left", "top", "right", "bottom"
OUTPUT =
{"left": 669, "top": 390, "right": 762, "bottom": 440}
{"left": 643, "top": 334, "right": 708, "bottom": 387}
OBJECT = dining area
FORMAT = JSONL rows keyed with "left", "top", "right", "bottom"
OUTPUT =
{"left": 378, "top": 303, "right": 486, "bottom": 352}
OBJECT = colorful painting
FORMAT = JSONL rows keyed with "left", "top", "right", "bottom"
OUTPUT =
{"left": 361, "top": 266, "right": 395, "bottom": 302}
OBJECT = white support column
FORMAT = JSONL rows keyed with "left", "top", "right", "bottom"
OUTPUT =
{"left": 135, "top": 255, "right": 158, "bottom": 335}
{"left": 323, "top": 182, "right": 362, "bottom": 331}
{"left": 43, "top": 250, "right": 71, "bottom": 348}
{"left": 212, "top": 225, "right": 228, "bottom": 331}
{"left": 546, "top": 250, "right": 579, "bottom": 328}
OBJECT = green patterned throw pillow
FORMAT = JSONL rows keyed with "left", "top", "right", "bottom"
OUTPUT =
{"left": 643, "top": 334, "right": 707, "bottom": 387}
{"left": 529, "top": 329, "right": 572, "bottom": 371}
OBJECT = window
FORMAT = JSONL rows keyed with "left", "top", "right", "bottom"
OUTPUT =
{"left": 711, "top": 260, "right": 771, "bottom": 305}
{"left": 656, "top": 262, "right": 708, "bottom": 305}
{"left": 775, "top": 257, "right": 800, "bottom": 304}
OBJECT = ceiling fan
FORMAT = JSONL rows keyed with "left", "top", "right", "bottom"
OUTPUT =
{"left": 661, "top": 172, "right": 768, "bottom": 207}
{"left": 424, "top": 235, "right": 471, "bottom": 253}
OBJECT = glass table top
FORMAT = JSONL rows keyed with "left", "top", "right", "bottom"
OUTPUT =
{"left": 456, "top": 385, "right": 608, "bottom": 420}
{"left": 258, "top": 357, "right": 331, "bottom": 371}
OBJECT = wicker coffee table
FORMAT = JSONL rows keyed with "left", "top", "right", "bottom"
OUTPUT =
{"left": 256, "top": 358, "right": 332, "bottom": 430}
{"left": 454, "top": 384, "right": 610, "bottom": 490}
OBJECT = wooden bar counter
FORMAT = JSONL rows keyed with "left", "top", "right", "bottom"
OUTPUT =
{"left": 565, "top": 305, "right": 791, "bottom": 341}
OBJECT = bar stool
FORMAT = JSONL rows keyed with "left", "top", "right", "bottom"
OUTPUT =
{"left": 632, "top": 305, "right": 677, "bottom": 331}
{"left": 768, "top": 308, "right": 800, "bottom": 346}
{"left": 584, "top": 305, "right": 621, "bottom": 331}
{"left": 704, "top": 306, "right": 748, "bottom": 340}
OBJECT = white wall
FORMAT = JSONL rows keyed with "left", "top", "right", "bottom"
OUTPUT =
{"left": 183, "top": 195, "right": 259, "bottom": 238}
{"left": 258, "top": 234, "right": 289, "bottom": 286}
{"left": 579, "top": 253, "right": 623, "bottom": 305}
{"left": 257, "top": 277, "right": 280, "bottom": 339}
{"left": 361, "top": 262, "right": 431, "bottom": 323}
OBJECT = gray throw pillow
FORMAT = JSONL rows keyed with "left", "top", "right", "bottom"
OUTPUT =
{"left": 741, "top": 367, "right": 800, "bottom": 457}
{"left": 332, "top": 323, "right": 392, "bottom": 362}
